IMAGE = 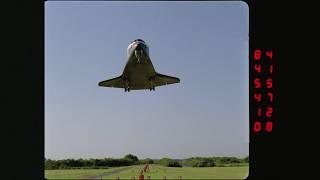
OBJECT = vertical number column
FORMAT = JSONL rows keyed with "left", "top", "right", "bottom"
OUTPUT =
{"left": 253, "top": 49, "right": 274, "bottom": 133}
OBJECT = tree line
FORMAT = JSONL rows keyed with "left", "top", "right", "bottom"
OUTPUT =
{"left": 45, "top": 154, "right": 248, "bottom": 169}
{"left": 181, "top": 156, "right": 249, "bottom": 167}
{"left": 45, "top": 154, "right": 152, "bottom": 170}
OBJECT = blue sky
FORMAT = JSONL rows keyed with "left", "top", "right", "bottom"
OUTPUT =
{"left": 45, "top": 1, "right": 249, "bottom": 160}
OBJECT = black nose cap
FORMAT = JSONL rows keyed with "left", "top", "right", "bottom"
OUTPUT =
{"left": 136, "top": 44, "right": 143, "bottom": 50}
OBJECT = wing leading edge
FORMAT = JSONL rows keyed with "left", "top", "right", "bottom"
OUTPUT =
{"left": 154, "top": 72, "right": 180, "bottom": 87}
{"left": 98, "top": 75, "right": 125, "bottom": 88}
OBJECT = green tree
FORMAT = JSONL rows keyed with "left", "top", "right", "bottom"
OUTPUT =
{"left": 124, "top": 154, "right": 139, "bottom": 163}
{"left": 158, "top": 158, "right": 182, "bottom": 167}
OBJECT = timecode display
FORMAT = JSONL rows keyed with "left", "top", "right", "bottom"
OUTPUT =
{"left": 252, "top": 49, "right": 274, "bottom": 133}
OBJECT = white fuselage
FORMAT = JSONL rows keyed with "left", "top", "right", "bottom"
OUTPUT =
{"left": 127, "top": 40, "right": 149, "bottom": 58}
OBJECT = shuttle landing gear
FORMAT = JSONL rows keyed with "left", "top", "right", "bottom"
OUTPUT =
{"left": 124, "top": 79, "right": 130, "bottom": 92}
{"left": 149, "top": 77, "right": 156, "bottom": 91}
{"left": 149, "top": 80, "right": 155, "bottom": 91}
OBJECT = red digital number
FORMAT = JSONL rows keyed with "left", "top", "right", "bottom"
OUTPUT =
{"left": 254, "top": 78, "right": 262, "bottom": 88}
{"left": 269, "top": 64, "right": 273, "bottom": 74}
{"left": 267, "top": 93, "right": 273, "bottom": 102}
{"left": 254, "top": 93, "right": 262, "bottom": 102}
{"left": 265, "top": 122, "right": 273, "bottom": 132}
{"left": 266, "top": 50, "right": 273, "bottom": 60}
{"left": 254, "top": 49, "right": 261, "bottom": 60}
{"left": 254, "top": 64, "right": 262, "bottom": 73}
{"left": 266, "top": 78, "right": 273, "bottom": 88}
{"left": 254, "top": 122, "right": 261, "bottom": 132}
{"left": 257, "top": 108, "right": 262, "bottom": 117}
{"left": 266, "top": 107, "right": 273, "bottom": 117}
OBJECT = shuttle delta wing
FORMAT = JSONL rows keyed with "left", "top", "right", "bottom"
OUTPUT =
{"left": 98, "top": 75, "right": 125, "bottom": 88}
{"left": 154, "top": 72, "right": 180, "bottom": 87}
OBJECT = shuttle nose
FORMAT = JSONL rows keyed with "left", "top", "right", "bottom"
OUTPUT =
{"left": 136, "top": 43, "right": 143, "bottom": 50}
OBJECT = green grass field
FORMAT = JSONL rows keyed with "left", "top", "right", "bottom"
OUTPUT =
{"left": 45, "top": 164, "right": 249, "bottom": 179}
{"left": 45, "top": 166, "right": 131, "bottom": 179}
